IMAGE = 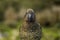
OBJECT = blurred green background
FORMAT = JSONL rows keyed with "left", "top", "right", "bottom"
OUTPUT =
{"left": 0, "top": 0, "right": 60, "bottom": 40}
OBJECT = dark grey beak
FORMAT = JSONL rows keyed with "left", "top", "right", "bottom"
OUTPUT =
{"left": 28, "top": 13, "right": 32, "bottom": 19}
{"left": 27, "top": 13, "right": 35, "bottom": 22}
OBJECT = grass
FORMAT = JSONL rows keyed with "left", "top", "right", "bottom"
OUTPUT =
{"left": 41, "top": 26, "right": 60, "bottom": 40}
{"left": 0, "top": 21, "right": 60, "bottom": 40}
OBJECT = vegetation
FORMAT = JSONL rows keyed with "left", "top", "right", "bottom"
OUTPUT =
{"left": 0, "top": 0, "right": 60, "bottom": 40}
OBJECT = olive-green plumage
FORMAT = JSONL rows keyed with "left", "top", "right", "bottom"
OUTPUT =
{"left": 19, "top": 9, "right": 42, "bottom": 40}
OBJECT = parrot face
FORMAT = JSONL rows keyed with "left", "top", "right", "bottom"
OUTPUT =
{"left": 26, "top": 12, "right": 35, "bottom": 22}
{"left": 24, "top": 9, "right": 36, "bottom": 22}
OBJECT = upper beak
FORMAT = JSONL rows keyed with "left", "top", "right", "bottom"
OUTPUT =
{"left": 28, "top": 14, "right": 32, "bottom": 18}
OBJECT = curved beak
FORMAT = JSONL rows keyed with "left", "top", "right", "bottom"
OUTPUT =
{"left": 28, "top": 13, "right": 32, "bottom": 19}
